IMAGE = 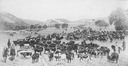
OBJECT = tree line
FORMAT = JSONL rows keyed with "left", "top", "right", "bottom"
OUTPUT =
{"left": 30, "top": 23, "right": 69, "bottom": 30}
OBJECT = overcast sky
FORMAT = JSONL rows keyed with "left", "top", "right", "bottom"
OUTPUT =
{"left": 0, "top": 0, "right": 128, "bottom": 21}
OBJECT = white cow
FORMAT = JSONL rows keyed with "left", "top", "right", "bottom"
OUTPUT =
{"left": 60, "top": 53, "right": 66, "bottom": 61}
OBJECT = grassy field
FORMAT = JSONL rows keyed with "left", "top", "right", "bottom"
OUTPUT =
{"left": 0, "top": 26, "right": 128, "bottom": 66}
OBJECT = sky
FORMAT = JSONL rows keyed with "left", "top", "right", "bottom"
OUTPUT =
{"left": 0, "top": 0, "right": 128, "bottom": 21}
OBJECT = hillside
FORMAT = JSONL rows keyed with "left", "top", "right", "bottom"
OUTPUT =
{"left": 0, "top": 11, "right": 29, "bottom": 30}
{"left": 23, "top": 19, "right": 43, "bottom": 25}
{"left": 0, "top": 11, "right": 111, "bottom": 31}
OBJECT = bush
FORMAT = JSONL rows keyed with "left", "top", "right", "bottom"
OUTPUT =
{"left": 42, "top": 24, "right": 48, "bottom": 29}
{"left": 55, "top": 23, "right": 61, "bottom": 29}
{"left": 95, "top": 20, "right": 109, "bottom": 27}
{"left": 61, "top": 23, "right": 68, "bottom": 29}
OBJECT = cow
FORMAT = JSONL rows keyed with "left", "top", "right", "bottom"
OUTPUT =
{"left": 48, "top": 52, "right": 54, "bottom": 61}
{"left": 17, "top": 50, "right": 33, "bottom": 58}
{"left": 66, "top": 53, "right": 72, "bottom": 63}
{"left": 34, "top": 45, "right": 43, "bottom": 55}
{"left": 78, "top": 53, "right": 88, "bottom": 61}
{"left": 31, "top": 52, "right": 40, "bottom": 63}
{"left": 107, "top": 52, "right": 119, "bottom": 63}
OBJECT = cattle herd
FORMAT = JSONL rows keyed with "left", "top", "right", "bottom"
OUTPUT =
{"left": 2, "top": 27, "right": 127, "bottom": 64}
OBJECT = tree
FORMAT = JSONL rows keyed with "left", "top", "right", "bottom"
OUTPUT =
{"left": 30, "top": 25, "right": 35, "bottom": 29}
{"left": 7, "top": 39, "right": 11, "bottom": 48}
{"left": 115, "top": 25, "right": 124, "bottom": 30}
{"left": 42, "top": 24, "right": 48, "bottom": 29}
{"left": 109, "top": 8, "right": 128, "bottom": 30}
{"left": 95, "top": 20, "right": 109, "bottom": 27}
{"left": 61, "top": 23, "right": 68, "bottom": 29}
{"left": 55, "top": 23, "right": 61, "bottom": 29}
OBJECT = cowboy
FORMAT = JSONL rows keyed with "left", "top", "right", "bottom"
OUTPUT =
{"left": 2, "top": 46, "right": 9, "bottom": 62}
{"left": 122, "top": 41, "right": 126, "bottom": 51}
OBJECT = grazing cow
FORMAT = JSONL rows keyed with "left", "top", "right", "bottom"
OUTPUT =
{"left": 88, "top": 49, "right": 97, "bottom": 58}
{"left": 100, "top": 46, "right": 110, "bottom": 56}
{"left": 31, "top": 52, "right": 39, "bottom": 63}
{"left": 18, "top": 51, "right": 32, "bottom": 58}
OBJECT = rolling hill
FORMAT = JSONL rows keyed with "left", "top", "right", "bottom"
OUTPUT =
{"left": 0, "top": 11, "right": 31, "bottom": 30}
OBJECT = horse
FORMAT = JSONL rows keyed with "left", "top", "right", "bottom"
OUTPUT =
{"left": 31, "top": 52, "right": 39, "bottom": 63}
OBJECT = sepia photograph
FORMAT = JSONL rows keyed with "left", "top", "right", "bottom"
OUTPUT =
{"left": 0, "top": 0, "right": 128, "bottom": 66}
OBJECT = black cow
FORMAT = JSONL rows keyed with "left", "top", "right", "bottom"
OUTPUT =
{"left": 48, "top": 52, "right": 54, "bottom": 61}
{"left": 107, "top": 52, "right": 119, "bottom": 63}
{"left": 31, "top": 52, "right": 39, "bottom": 63}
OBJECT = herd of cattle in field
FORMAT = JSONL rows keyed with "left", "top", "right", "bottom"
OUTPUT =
{"left": 2, "top": 27, "right": 126, "bottom": 64}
